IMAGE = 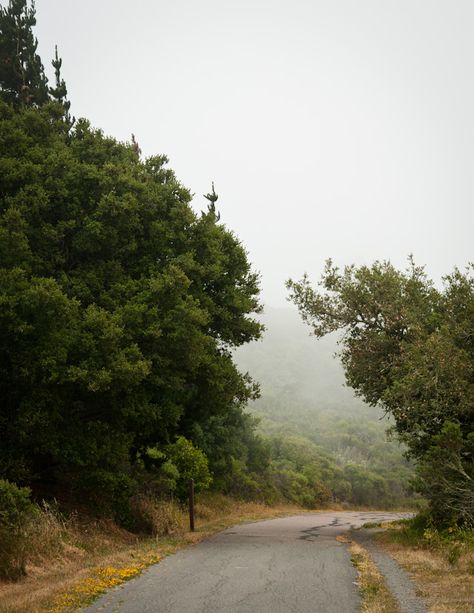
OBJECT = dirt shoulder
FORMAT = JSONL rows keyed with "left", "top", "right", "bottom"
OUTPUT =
{"left": 351, "top": 529, "right": 425, "bottom": 612}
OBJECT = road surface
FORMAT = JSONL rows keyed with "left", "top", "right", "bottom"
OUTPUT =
{"left": 84, "top": 511, "right": 410, "bottom": 613}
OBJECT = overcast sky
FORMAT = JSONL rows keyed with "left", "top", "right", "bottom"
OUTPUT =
{"left": 35, "top": 0, "right": 474, "bottom": 307}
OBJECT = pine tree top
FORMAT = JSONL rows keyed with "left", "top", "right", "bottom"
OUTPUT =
{"left": 0, "top": 0, "right": 72, "bottom": 123}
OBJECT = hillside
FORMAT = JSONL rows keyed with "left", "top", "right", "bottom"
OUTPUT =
{"left": 234, "top": 307, "right": 415, "bottom": 503}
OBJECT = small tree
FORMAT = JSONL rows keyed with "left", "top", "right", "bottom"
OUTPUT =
{"left": 166, "top": 437, "right": 212, "bottom": 500}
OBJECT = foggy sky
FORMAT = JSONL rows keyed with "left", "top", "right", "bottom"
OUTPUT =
{"left": 35, "top": 0, "right": 474, "bottom": 307}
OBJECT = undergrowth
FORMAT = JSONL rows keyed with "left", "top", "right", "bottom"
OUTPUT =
{"left": 375, "top": 512, "right": 474, "bottom": 612}
{"left": 0, "top": 492, "right": 300, "bottom": 613}
{"left": 386, "top": 513, "right": 474, "bottom": 567}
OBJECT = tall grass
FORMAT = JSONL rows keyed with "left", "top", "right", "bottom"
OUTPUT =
{"left": 0, "top": 501, "right": 72, "bottom": 580}
{"left": 131, "top": 496, "right": 187, "bottom": 536}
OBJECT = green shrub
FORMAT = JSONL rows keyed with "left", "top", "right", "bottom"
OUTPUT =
{"left": 165, "top": 437, "right": 212, "bottom": 500}
{"left": 0, "top": 480, "right": 37, "bottom": 580}
{"left": 223, "top": 459, "right": 277, "bottom": 502}
{"left": 78, "top": 470, "right": 136, "bottom": 527}
{"left": 416, "top": 422, "right": 474, "bottom": 529}
{"left": 390, "top": 512, "right": 474, "bottom": 567}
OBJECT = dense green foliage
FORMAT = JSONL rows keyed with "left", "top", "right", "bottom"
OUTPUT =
{"left": 163, "top": 436, "right": 212, "bottom": 499}
{"left": 0, "top": 1, "right": 267, "bottom": 517}
{"left": 288, "top": 259, "right": 474, "bottom": 526}
{"left": 0, "top": 98, "right": 264, "bottom": 506}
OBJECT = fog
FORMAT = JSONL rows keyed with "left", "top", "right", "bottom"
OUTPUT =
{"left": 234, "top": 306, "right": 361, "bottom": 412}
{"left": 36, "top": 0, "right": 474, "bottom": 307}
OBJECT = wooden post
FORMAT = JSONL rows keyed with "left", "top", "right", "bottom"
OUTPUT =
{"left": 188, "top": 478, "right": 195, "bottom": 532}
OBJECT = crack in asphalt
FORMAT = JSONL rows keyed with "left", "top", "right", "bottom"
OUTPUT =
{"left": 299, "top": 526, "right": 320, "bottom": 540}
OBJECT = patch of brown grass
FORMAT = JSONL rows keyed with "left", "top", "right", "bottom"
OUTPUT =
{"left": 195, "top": 492, "right": 300, "bottom": 528}
{"left": 377, "top": 529, "right": 474, "bottom": 612}
{"left": 131, "top": 496, "right": 187, "bottom": 537}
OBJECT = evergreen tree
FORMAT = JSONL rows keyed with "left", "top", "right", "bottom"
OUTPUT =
{"left": 0, "top": 0, "right": 49, "bottom": 106}
{"left": 0, "top": 1, "right": 268, "bottom": 519}
{"left": 49, "top": 44, "right": 72, "bottom": 124}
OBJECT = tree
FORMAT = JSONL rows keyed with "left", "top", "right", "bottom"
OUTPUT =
{"left": 0, "top": 98, "right": 262, "bottom": 511}
{"left": 287, "top": 259, "right": 474, "bottom": 526}
{"left": 165, "top": 436, "right": 212, "bottom": 499}
{"left": 0, "top": 0, "right": 49, "bottom": 106}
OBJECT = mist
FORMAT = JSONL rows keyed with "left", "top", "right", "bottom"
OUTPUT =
{"left": 234, "top": 306, "right": 365, "bottom": 412}
{"left": 35, "top": 0, "right": 474, "bottom": 307}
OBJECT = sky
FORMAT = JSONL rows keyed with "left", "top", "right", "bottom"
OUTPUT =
{"left": 35, "top": 0, "right": 474, "bottom": 307}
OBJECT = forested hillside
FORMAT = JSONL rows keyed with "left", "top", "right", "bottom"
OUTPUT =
{"left": 234, "top": 307, "right": 415, "bottom": 507}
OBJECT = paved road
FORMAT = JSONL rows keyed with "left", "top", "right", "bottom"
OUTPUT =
{"left": 84, "top": 511, "right": 410, "bottom": 613}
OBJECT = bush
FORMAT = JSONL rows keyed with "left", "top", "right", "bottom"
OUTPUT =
{"left": 416, "top": 422, "right": 474, "bottom": 529}
{"left": 223, "top": 459, "right": 278, "bottom": 503}
{"left": 0, "top": 480, "right": 38, "bottom": 580}
{"left": 390, "top": 512, "right": 474, "bottom": 567}
{"left": 77, "top": 470, "right": 136, "bottom": 527}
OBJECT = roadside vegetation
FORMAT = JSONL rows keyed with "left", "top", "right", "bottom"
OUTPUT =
{"left": 373, "top": 515, "right": 474, "bottom": 612}
{"left": 288, "top": 259, "right": 474, "bottom": 530}
{"left": 0, "top": 492, "right": 300, "bottom": 613}
{"left": 348, "top": 539, "right": 400, "bottom": 613}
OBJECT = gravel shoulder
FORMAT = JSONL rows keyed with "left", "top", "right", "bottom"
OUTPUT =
{"left": 352, "top": 528, "right": 426, "bottom": 613}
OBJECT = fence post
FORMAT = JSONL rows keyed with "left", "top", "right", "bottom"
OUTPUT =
{"left": 188, "top": 478, "right": 195, "bottom": 532}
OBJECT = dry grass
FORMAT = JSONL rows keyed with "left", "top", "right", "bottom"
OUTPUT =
{"left": 131, "top": 496, "right": 188, "bottom": 536}
{"left": 377, "top": 528, "right": 474, "bottom": 612}
{"left": 338, "top": 535, "right": 400, "bottom": 613}
{"left": 0, "top": 494, "right": 300, "bottom": 613}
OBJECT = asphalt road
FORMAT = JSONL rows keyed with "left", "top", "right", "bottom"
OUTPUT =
{"left": 84, "top": 511, "right": 410, "bottom": 613}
